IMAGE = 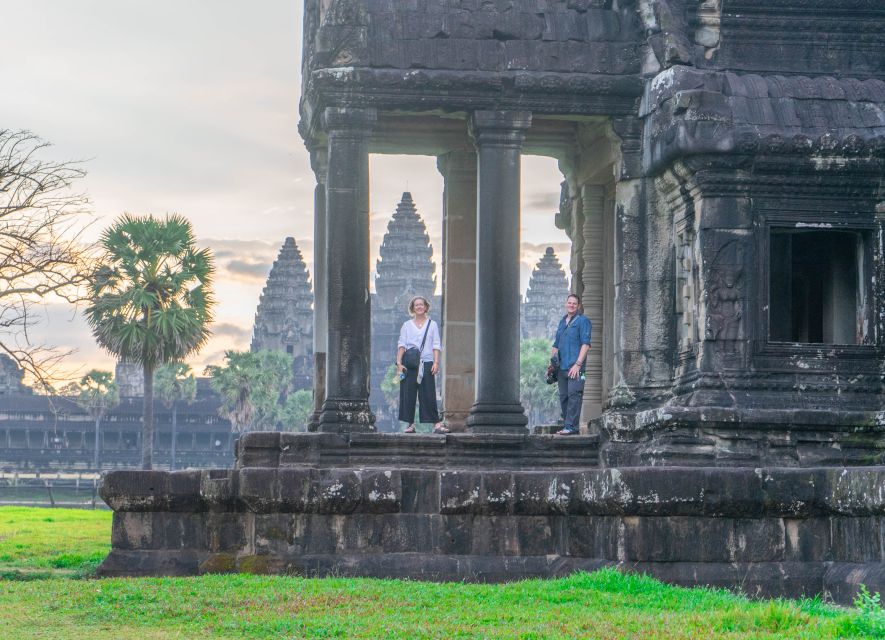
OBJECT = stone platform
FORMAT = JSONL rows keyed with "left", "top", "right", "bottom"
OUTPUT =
{"left": 98, "top": 436, "right": 885, "bottom": 604}
{"left": 601, "top": 407, "right": 885, "bottom": 468}
{"left": 234, "top": 432, "right": 600, "bottom": 469}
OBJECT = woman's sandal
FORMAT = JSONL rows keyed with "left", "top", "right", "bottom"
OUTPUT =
{"left": 404, "top": 425, "right": 416, "bottom": 434}
{"left": 432, "top": 424, "right": 450, "bottom": 434}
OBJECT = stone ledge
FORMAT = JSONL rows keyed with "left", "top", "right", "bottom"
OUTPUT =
{"left": 602, "top": 408, "right": 885, "bottom": 467}
{"left": 235, "top": 432, "right": 601, "bottom": 470}
{"left": 101, "top": 467, "right": 885, "bottom": 517}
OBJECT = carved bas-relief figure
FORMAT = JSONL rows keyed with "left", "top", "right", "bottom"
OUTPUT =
{"left": 706, "top": 244, "right": 744, "bottom": 350}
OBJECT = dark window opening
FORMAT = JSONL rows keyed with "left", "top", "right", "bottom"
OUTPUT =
{"left": 103, "top": 432, "right": 120, "bottom": 449}
{"left": 769, "top": 229, "right": 866, "bottom": 344}
{"left": 286, "top": 344, "right": 294, "bottom": 354}
{"left": 10, "top": 431, "right": 27, "bottom": 447}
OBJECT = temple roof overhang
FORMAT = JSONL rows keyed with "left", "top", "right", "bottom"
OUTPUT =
{"left": 642, "top": 67, "right": 885, "bottom": 176}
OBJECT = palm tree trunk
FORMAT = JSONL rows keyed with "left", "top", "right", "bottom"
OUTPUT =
{"left": 170, "top": 402, "right": 177, "bottom": 471}
{"left": 93, "top": 416, "right": 101, "bottom": 470}
{"left": 142, "top": 362, "right": 154, "bottom": 470}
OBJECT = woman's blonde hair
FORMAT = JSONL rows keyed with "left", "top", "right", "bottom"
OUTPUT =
{"left": 408, "top": 296, "right": 431, "bottom": 316}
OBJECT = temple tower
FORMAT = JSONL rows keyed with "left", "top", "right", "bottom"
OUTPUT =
{"left": 251, "top": 237, "right": 314, "bottom": 390}
{"left": 522, "top": 247, "right": 569, "bottom": 340}
{"left": 371, "top": 192, "right": 438, "bottom": 430}
{"left": 0, "top": 355, "right": 30, "bottom": 396}
{"left": 114, "top": 360, "right": 143, "bottom": 398}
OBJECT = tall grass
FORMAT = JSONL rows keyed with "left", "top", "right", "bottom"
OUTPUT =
{"left": 0, "top": 506, "right": 881, "bottom": 639}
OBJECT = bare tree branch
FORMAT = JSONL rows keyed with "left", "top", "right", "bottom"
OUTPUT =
{"left": 0, "top": 129, "right": 97, "bottom": 389}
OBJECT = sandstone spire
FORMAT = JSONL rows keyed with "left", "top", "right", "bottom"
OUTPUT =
{"left": 522, "top": 247, "right": 569, "bottom": 340}
{"left": 251, "top": 237, "right": 314, "bottom": 389}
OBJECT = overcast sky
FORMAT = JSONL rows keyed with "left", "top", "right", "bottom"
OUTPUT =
{"left": 2, "top": 1, "right": 570, "bottom": 380}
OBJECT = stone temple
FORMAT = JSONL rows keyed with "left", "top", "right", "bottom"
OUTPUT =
{"left": 522, "top": 247, "right": 570, "bottom": 340}
{"left": 0, "top": 354, "right": 31, "bottom": 396}
{"left": 251, "top": 237, "right": 314, "bottom": 390}
{"left": 100, "top": 0, "right": 885, "bottom": 603}
{"left": 370, "top": 192, "right": 440, "bottom": 431}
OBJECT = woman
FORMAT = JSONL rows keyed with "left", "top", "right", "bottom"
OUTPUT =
{"left": 396, "top": 296, "right": 449, "bottom": 434}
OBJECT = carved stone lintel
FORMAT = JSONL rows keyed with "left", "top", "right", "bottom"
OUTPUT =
{"left": 469, "top": 111, "right": 532, "bottom": 148}
{"left": 322, "top": 107, "right": 377, "bottom": 134}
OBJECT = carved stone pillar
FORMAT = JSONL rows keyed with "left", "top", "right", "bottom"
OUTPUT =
{"left": 317, "top": 107, "right": 377, "bottom": 433}
{"left": 308, "top": 146, "right": 328, "bottom": 432}
{"left": 466, "top": 110, "right": 531, "bottom": 434}
{"left": 437, "top": 150, "right": 477, "bottom": 432}
{"left": 580, "top": 184, "right": 606, "bottom": 422}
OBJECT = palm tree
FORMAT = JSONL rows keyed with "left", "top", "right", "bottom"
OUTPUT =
{"left": 155, "top": 362, "right": 196, "bottom": 471}
{"left": 85, "top": 214, "right": 214, "bottom": 469}
{"left": 207, "top": 349, "right": 294, "bottom": 432}
{"left": 72, "top": 370, "right": 120, "bottom": 470}
{"left": 520, "top": 338, "right": 560, "bottom": 428}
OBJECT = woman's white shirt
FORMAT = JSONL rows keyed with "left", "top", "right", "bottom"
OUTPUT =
{"left": 398, "top": 318, "right": 442, "bottom": 362}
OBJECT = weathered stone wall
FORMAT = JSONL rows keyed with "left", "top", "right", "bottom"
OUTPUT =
{"left": 99, "top": 465, "right": 885, "bottom": 603}
{"left": 706, "top": 0, "right": 885, "bottom": 78}
{"left": 306, "top": 0, "right": 643, "bottom": 76}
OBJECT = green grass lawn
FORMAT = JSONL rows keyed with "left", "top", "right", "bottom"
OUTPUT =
{"left": 0, "top": 506, "right": 112, "bottom": 579}
{"left": 0, "top": 506, "right": 883, "bottom": 639}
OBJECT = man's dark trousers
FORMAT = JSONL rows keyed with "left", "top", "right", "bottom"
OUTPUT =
{"left": 557, "top": 368, "right": 585, "bottom": 430}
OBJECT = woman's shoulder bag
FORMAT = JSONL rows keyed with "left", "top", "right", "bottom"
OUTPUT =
{"left": 402, "top": 320, "right": 431, "bottom": 370}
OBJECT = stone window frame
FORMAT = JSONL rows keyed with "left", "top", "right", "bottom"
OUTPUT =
{"left": 755, "top": 208, "right": 881, "bottom": 361}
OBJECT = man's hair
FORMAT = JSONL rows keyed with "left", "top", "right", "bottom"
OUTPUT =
{"left": 566, "top": 293, "right": 581, "bottom": 304}
{"left": 408, "top": 296, "right": 431, "bottom": 315}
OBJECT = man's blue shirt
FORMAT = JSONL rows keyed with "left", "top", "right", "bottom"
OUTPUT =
{"left": 553, "top": 314, "right": 592, "bottom": 371}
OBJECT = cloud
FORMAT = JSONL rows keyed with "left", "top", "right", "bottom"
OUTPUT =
{"left": 212, "top": 322, "right": 251, "bottom": 341}
{"left": 522, "top": 241, "right": 571, "bottom": 256}
{"left": 196, "top": 349, "right": 235, "bottom": 370}
{"left": 202, "top": 237, "right": 315, "bottom": 284}
{"left": 523, "top": 190, "right": 562, "bottom": 211}
{"left": 225, "top": 259, "right": 272, "bottom": 282}
{"left": 206, "top": 238, "right": 282, "bottom": 260}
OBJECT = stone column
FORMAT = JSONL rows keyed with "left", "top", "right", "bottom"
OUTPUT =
{"left": 466, "top": 110, "right": 531, "bottom": 434}
{"left": 580, "top": 184, "right": 606, "bottom": 422}
{"left": 317, "top": 107, "right": 377, "bottom": 433}
{"left": 437, "top": 150, "right": 477, "bottom": 432}
{"left": 308, "top": 146, "right": 328, "bottom": 432}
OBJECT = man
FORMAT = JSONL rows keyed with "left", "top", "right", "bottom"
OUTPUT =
{"left": 551, "top": 293, "right": 591, "bottom": 436}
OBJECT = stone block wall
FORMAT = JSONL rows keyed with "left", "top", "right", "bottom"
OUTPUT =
{"left": 351, "top": 0, "right": 641, "bottom": 75}
{"left": 99, "top": 465, "right": 885, "bottom": 603}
